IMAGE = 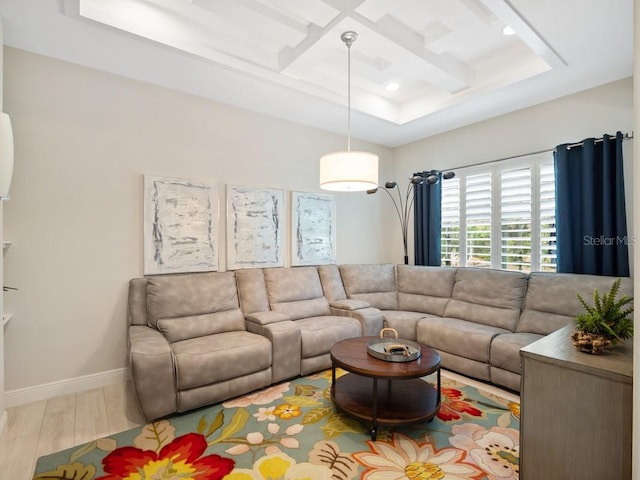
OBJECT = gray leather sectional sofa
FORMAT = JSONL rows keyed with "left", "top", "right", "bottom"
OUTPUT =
{"left": 128, "top": 264, "right": 631, "bottom": 420}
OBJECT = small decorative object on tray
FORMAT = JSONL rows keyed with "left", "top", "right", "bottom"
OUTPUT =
{"left": 367, "top": 327, "right": 421, "bottom": 362}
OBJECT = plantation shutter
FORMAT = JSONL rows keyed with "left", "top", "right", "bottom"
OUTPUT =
{"left": 500, "top": 167, "right": 532, "bottom": 271}
{"left": 438, "top": 152, "right": 556, "bottom": 272}
{"left": 441, "top": 177, "right": 460, "bottom": 266}
{"left": 465, "top": 172, "right": 492, "bottom": 267}
{"left": 539, "top": 160, "right": 557, "bottom": 271}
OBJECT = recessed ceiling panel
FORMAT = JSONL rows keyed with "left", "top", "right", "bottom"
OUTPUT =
{"left": 77, "top": 0, "right": 564, "bottom": 125}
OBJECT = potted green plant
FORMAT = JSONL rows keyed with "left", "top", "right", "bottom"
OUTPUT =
{"left": 571, "top": 278, "right": 634, "bottom": 354}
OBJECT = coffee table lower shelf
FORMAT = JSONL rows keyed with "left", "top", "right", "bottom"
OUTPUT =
{"left": 331, "top": 373, "right": 440, "bottom": 440}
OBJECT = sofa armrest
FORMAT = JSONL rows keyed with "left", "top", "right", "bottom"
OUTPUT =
{"left": 245, "top": 311, "right": 290, "bottom": 325}
{"left": 329, "top": 305, "right": 384, "bottom": 337}
{"left": 330, "top": 299, "right": 370, "bottom": 310}
{"left": 246, "top": 319, "right": 302, "bottom": 383}
{"left": 129, "top": 325, "right": 177, "bottom": 420}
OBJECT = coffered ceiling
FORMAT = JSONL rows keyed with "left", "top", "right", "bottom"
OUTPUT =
{"left": 0, "top": 0, "right": 633, "bottom": 146}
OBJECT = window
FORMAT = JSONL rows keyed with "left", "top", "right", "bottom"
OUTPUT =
{"left": 501, "top": 167, "right": 531, "bottom": 270}
{"left": 441, "top": 178, "right": 460, "bottom": 266}
{"left": 539, "top": 162, "right": 557, "bottom": 271}
{"left": 466, "top": 172, "right": 492, "bottom": 267}
{"left": 440, "top": 153, "right": 556, "bottom": 272}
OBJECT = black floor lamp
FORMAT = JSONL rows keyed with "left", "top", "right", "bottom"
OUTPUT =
{"left": 367, "top": 170, "right": 455, "bottom": 265}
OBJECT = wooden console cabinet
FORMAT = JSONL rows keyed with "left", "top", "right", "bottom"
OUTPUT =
{"left": 520, "top": 325, "right": 632, "bottom": 480}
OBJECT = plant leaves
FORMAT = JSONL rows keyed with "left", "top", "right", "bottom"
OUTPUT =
{"left": 134, "top": 420, "right": 176, "bottom": 452}
{"left": 302, "top": 406, "right": 333, "bottom": 425}
{"left": 69, "top": 441, "right": 96, "bottom": 463}
{"left": 308, "top": 440, "right": 359, "bottom": 480}
{"left": 34, "top": 462, "right": 96, "bottom": 480}
{"left": 321, "top": 413, "right": 366, "bottom": 438}
{"left": 575, "top": 278, "right": 634, "bottom": 339}
{"left": 214, "top": 408, "right": 250, "bottom": 442}
{"left": 322, "top": 386, "right": 332, "bottom": 401}
{"left": 206, "top": 410, "right": 225, "bottom": 437}
{"left": 294, "top": 384, "right": 318, "bottom": 396}
{"left": 197, "top": 415, "right": 208, "bottom": 434}
{"left": 282, "top": 395, "right": 323, "bottom": 407}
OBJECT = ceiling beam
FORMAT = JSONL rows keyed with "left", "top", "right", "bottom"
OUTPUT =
{"left": 350, "top": 11, "right": 475, "bottom": 91}
{"left": 231, "top": 0, "right": 309, "bottom": 36}
{"left": 320, "top": 0, "right": 368, "bottom": 12}
{"left": 278, "top": 13, "right": 347, "bottom": 73}
{"left": 478, "top": 0, "right": 566, "bottom": 68}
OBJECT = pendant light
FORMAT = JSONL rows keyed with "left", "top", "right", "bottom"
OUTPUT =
{"left": 320, "top": 31, "right": 378, "bottom": 192}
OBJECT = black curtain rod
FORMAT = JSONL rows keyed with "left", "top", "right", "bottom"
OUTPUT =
{"left": 453, "top": 131, "right": 633, "bottom": 171}
{"left": 562, "top": 131, "right": 633, "bottom": 150}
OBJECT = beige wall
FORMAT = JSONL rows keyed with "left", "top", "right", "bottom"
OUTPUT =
{"left": 1, "top": 47, "right": 394, "bottom": 392}
{"left": 393, "top": 78, "right": 634, "bottom": 267}
{"left": 395, "top": 77, "right": 633, "bottom": 172}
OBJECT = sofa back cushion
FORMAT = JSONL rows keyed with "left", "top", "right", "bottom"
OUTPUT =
{"left": 443, "top": 268, "right": 528, "bottom": 331}
{"left": 339, "top": 264, "right": 398, "bottom": 310}
{"left": 264, "top": 267, "right": 331, "bottom": 320}
{"left": 146, "top": 271, "right": 246, "bottom": 342}
{"left": 236, "top": 268, "right": 270, "bottom": 315}
{"left": 517, "top": 273, "right": 633, "bottom": 335}
{"left": 397, "top": 265, "right": 456, "bottom": 316}
{"left": 318, "top": 264, "right": 347, "bottom": 302}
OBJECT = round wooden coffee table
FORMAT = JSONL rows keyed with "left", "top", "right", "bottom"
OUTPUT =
{"left": 330, "top": 336, "right": 441, "bottom": 440}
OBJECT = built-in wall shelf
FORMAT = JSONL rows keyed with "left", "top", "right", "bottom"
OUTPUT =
{"left": 2, "top": 313, "right": 13, "bottom": 327}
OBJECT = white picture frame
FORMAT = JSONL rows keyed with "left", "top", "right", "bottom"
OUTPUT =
{"left": 291, "top": 191, "right": 336, "bottom": 266}
{"left": 226, "top": 185, "right": 284, "bottom": 270}
{"left": 143, "top": 175, "right": 219, "bottom": 275}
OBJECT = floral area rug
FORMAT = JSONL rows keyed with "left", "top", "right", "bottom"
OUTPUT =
{"left": 33, "top": 370, "right": 520, "bottom": 480}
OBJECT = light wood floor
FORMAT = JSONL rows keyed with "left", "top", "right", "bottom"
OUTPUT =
{"left": 0, "top": 372, "right": 518, "bottom": 479}
{"left": 0, "top": 381, "right": 146, "bottom": 480}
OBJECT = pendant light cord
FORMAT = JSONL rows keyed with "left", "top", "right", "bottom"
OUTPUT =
{"left": 347, "top": 40, "right": 351, "bottom": 152}
{"left": 341, "top": 31, "right": 357, "bottom": 153}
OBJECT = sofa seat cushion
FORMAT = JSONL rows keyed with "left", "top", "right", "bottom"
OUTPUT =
{"left": 417, "top": 317, "right": 509, "bottom": 363}
{"left": 172, "top": 331, "right": 272, "bottom": 390}
{"left": 382, "top": 310, "right": 432, "bottom": 341}
{"left": 490, "top": 332, "right": 543, "bottom": 374}
{"left": 296, "top": 316, "right": 361, "bottom": 358}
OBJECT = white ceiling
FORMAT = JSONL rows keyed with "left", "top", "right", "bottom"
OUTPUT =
{"left": 0, "top": 0, "right": 633, "bottom": 147}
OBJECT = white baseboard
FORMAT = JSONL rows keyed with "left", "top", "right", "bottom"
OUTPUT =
{"left": 4, "top": 368, "right": 131, "bottom": 407}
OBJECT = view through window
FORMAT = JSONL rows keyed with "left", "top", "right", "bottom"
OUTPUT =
{"left": 440, "top": 152, "right": 556, "bottom": 272}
